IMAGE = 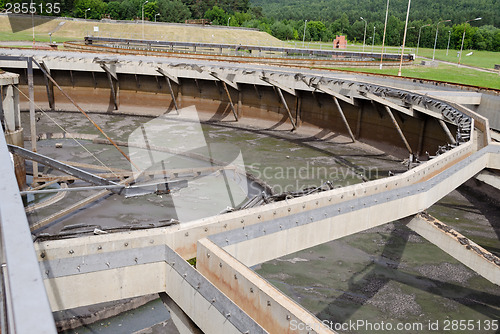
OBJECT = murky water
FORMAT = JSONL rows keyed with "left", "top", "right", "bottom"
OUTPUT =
{"left": 22, "top": 111, "right": 499, "bottom": 333}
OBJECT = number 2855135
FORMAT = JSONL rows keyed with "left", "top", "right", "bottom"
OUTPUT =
{"left": 5, "top": 2, "right": 61, "bottom": 14}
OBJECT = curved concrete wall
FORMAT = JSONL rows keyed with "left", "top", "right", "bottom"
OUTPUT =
{"left": 10, "top": 68, "right": 454, "bottom": 159}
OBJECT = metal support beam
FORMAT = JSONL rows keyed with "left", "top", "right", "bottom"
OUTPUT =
{"left": 253, "top": 84, "right": 261, "bottom": 99}
{"left": 366, "top": 92, "right": 416, "bottom": 118}
{"left": 221, "top": 81, "right": 238, "bottom": 121}
{"left": 314, "top": 83, "right": 356, "bottom": 106}
{"left": 155, "top": 68, "right": 179, "bottom": 112}
{"left": 260, "top": 76, "right": 296, "bottom": 96}
{"left": 209, "top": 72, "right": 239, "bottom": 91}
{"left": 163, "top": 76, "right": 179, "bottom": 112}
{"left": 438, "top": 119, "right": 457, "bottom": 145}
{"left": 38, "top": 61, "right": 54, "bottom": 110}
{"left": 417, "top": 118, "right": 426, "bottom": 157}
{"left": 295, "top": 94, "right": 301, "bottom": 126}
{"left": 156, "top": 67, "right": 179, "bottom": 85}
{"left": 333, "top": 97, "right": 355, "bottom": 142}
{"left": 31, "top": 59, "right": 141, "bottom": 172}
{"left": 159, "top": 293, "right": 203, "bottom": 334}
{"left": 27, "top": 58, "right": 38, "bottom": 181}
{"left": 384, "top": 106, "right": 413, "bottom": 154}
{"left": 8, "top": 145, "right": 121, "bottom": 192}
{"left": 276, "top": 87, "right": 297, "bottom": 131}
{"left": 100, "top": 64, "right": 119, "bottom": 110}
{"left": 356, "top": 103, "right": 363, "bottom": 139}
{"left": 0, "top": 130, "right": 57, "bottom": 334}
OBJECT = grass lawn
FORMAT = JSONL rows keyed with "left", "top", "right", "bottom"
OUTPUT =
{"left": 416, "top": 47, "right": 500, "bottom": 70}
{"left": 335, "top": 63, "right": 500, "bottom": 90}
{"left": 0, "top": 15, "right": 283, "bottom": 46}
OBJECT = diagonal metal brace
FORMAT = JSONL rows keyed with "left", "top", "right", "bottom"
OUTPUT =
{"left": 8, "top": 144, "right": 122, "bottom": 193}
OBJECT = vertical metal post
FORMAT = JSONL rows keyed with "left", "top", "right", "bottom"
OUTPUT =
{"left": 27, "top": 58, "right": 38, "bottom": 181}
{"left": 417, "top": 118, "right": 426, "bottom": 156}
{"left": 106, "top": 72, "right": 118, "bottom": 110}
{"left": 380, "top": 0, "right": 389, "bottom": 69}
{"left": 356, "top": 104, "right": 363, "bottom": 139}
{"left": 333, "top": 97, "right": 355, "bottom": 142}
{"left": 295, "top": 94, "right": 302, "bottom": 126}
{"left": 397, "top": 0, "right": 411, "bottom": 76}
{"left": 237, "top": 90, "right": 242, "bottom": 118}
{"left": 39, "top": 62, "right": 54, "bottom": 110}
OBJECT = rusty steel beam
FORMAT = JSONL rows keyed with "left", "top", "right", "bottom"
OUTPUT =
{"left": 209, "top": 72, "right": 239, "bottom": 91}
{"left": 27, "top": 58, "right": 38, "bottom": 181}
{"left": 8, "top": 144, "right": 121, "bottom": 191}
{"left": 333, "top": 96, "right": 356, "bottom": 142}
{"left": 31, "top": 59, "right": 141, "bottom": 172}
{"left": 356, "top": 103, "right": 363, "bottom": 139}
{"left": 38, "top": 61, "right": 54, "bottom": 110}
{"left": 261, "top": 76, "right": 296, "bottom": 96}
{"left": 276, "top": 87, "right": 297, "bottom": 130}
{"left": 221, "top": 81, "right": 238, "bottom": 121}
{"left": 315, "top": 83, "right": 355, "bottom": 106}
{"left": 438, "top": 119, "right": 457, "bottom": 145}
{"left": 100, "top": 64, "right": 119, "bottom": 110}
{"left": 417, "top": 118, "right": 426, "bottom": 156}
{"left": 156, "top": 67, "right": 179, "bottom": 85}
{"left": 156, "top": 68, "right": 180, "bottom": 112}
{"left": 384, "top": 106, "right": 413, "bottom": 154}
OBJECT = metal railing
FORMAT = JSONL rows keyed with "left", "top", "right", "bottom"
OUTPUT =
{"left": 0, "top": 128, "right": 56, "bottom": 333}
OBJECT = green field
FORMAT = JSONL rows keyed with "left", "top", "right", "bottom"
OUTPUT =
{"left": 336, "top": 63, "right": 500, "bottom": 90}
{"left": 0, "top": 15, "right": 283, "bottom": 45}
{"left": 1, "top": 15, "right": 498, "bottom": 89}
{"left": 416, "top": 47, "right": 499, "bottom": 70}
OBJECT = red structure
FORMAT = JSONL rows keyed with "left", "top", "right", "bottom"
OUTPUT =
{"left": 333, "top": 35, "right": 347, "bottom": 49}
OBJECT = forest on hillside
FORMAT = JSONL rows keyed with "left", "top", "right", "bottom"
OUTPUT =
{"left": 2, "top": 0, "right": 499, "bottom": 51}
{"left": 250, "top": 0, "right": 499, "bottom": 28}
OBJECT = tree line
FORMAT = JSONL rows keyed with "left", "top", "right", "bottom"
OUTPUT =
{"left": 3, "top": 0, "right": 499, "bottom": 52}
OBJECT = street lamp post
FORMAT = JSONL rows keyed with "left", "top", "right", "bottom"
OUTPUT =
{"left": 379, "top": 0, "right": 390, "bottom": 69}
{"left": 432, "top": 19, "right": 451, "bottom": 61}
{"left": 155, "top": 13, "right": 160, "bottom": 22}
{"left": 302, "top": 20, "right": 308, "bottom": 48}
{"left": 227, "top": 17, "right": 231, "bottom": 26}
{"left": 397, "top": 0, "right": 412, "bottom": 76}
{"left": 458, "top": 17, "right": 481, "bottom": 66}
{"left": 142, "top": 0, "right": 148, "bottom": 39}
{"left": 416, "top": 23, "right": 431, "bottom": 57}
{"left": 85, "top": 8, "right": 90, "bottom": 20}
{"left": 446, "top": 30, "right": 451, "bottom": 56}
{"left": 372, "top": 26, "right": 376, "bottom": 52}
{"left": 360, "top": 17, "right": 367, "bottom": 52}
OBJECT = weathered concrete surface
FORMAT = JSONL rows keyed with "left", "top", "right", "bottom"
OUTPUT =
{"left": 1, "top": 71, "right": 26, "bottom": 188}
{"left": 407, "top": 213, "right": 500, "bottom": 285}
{"left": 197, "top": 238, "right": 333, "bottom": 334}
{"left": 0, "top": 50, "right": 481, "bottom": 159}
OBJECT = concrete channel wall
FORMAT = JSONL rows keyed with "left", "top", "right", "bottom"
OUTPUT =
{"left": 1, "top": 50, "right": 498, "bottom": 333}
{"left": 0, "top": 50, "right": 480, "bottom": 159}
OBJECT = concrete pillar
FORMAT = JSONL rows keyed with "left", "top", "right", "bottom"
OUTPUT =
{"left": 1, "top": 72, "right": 25, "bottom": 189}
